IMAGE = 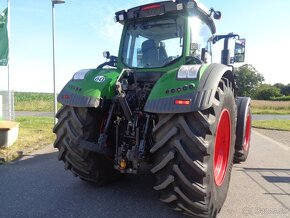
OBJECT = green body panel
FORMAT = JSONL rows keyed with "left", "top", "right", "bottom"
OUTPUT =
{"left": 144, "top": 63, "right": 232, "bottom": 113}
{"left": 147, "top": 64, "right": 209, "bottom": 100}
{"left": 66, "top": 68, "right": 120, "bottom": 99}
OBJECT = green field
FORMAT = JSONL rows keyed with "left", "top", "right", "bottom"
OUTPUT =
{"left": 251, "top": 99, "right": 290, "bottom": 131}
{"left": 253, "top": 120, "right": 290, "bottom": 131}
{"left": 251, "top": 100, "right": 290, "bottom": 114}
{"left": 15, "top": 92, "right": 61, "bottom": 112}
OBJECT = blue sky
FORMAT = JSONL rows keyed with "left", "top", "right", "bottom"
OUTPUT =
{"left": 0, "top": 0, "right": 290, "bottom": 93}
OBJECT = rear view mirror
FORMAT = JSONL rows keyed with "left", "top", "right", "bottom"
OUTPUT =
{"left": 234, "top": 39, "right": 246, "bottom": 63}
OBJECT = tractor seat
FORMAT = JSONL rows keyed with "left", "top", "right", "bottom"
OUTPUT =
{"left": 141, "top": 39, "right": 159, "bottom": 67}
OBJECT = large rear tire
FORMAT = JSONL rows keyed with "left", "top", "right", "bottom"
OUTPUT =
{"left": 53, "top": 106, "right": 119, "bottom": 185}
{"left": 151, "top": 78, "right": 236, "bottom": 217}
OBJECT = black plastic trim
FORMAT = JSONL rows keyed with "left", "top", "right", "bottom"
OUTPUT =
{"left": 145, "top": 92, "right": 194, "bottom": 113}
{"left": 57, "top": 89, "right": 100, "bottom": 108}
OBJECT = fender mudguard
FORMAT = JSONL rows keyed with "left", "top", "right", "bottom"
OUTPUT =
{"left": 235, "top": 97, "right": 251, "bottom": 149}
{"left": 58, "top": 69, "right": 120, "bottom": 108}
{"left": 144, "top": 63, "right": 235, "bottom": 113}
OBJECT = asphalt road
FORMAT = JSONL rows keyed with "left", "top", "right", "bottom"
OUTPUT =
{"left": 0, "top": 131, "right": 289, "bottom": 218}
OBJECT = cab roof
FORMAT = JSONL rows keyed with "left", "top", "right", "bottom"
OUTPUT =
{"left": 114, "top": 0, "right": 218, "bottom": 34}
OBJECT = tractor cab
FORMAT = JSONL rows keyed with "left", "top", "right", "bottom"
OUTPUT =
{"left": 113, "top": 0, "right": 219, "bottom": 70}
{"left": 102, "top": 0, "right": 245, "bottom": 70}
{"left": 121, "top": 15, "right": 184, "bottom": 68}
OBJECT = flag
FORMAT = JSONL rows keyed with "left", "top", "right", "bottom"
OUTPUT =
{"left": 0, "top": 8, "right": 8, "bottom": 66}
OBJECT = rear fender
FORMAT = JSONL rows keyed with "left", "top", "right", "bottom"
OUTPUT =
{"left": 235, "top": 97, "right": 252, "bottom": 149}
{"left": 144, "top": 63, "right": 235, "bottom": 113}
{"left": 58, "top": 69, "right": 120, "bottom": 108}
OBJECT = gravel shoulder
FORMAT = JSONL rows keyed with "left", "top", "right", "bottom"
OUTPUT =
{"left": 253, "top": 128, "right": 290, "bottom": 147}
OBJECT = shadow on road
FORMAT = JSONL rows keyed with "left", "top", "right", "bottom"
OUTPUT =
{"left": 263, "top": 176, "right": 290, "bottom": 184}
{"left": 243, "top": 167, "right": 290, "bottom": 183}
{"left": 239, "top": 167, "right": 290, "bottom": 213}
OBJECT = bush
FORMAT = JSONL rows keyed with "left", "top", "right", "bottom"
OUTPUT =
{"left": 270, "top": 96, "right": 290, "bottom": 101}
{"left": 273, "top": 83, "right": 285, "bottom": 90}
{"left": 253, "top": 84, "right": 282, "bottom": 100}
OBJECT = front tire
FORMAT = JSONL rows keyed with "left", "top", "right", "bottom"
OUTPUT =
{"left": 151, "top": 78, "right": 236, "bottom": 217}
{"left": 53, "top": 106, "right": 119, "bottom": 185}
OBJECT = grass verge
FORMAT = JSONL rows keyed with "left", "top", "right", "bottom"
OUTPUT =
{"left": 0, "top": 117, "right": 55, "bottom": 164}
{"left": 251, "top": 100, "right": 290, "bottom": 114}
{"left": 252, "top": 120, "right": 290, "bottom": 131}
{"left": 15, "top": 92, "right": 61, "bottom": 112}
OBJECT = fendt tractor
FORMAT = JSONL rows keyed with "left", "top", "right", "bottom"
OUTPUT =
{"left": 53, "top": 0, "right": 252, "bottom": 217}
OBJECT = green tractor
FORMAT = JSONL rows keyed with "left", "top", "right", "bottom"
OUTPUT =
{"left": 53, "top": 0, "right": 252, "bottom": 217}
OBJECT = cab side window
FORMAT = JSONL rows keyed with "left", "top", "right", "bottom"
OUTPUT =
{"left": 189, "top": 17, "right": 212, "bottom": 63}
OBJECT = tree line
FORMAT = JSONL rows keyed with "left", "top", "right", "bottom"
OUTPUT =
{"left": 234, "top": 64, "right": 290, "bottom": 100}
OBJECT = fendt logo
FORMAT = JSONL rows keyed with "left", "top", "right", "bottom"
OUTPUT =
{"left": 94, "top": 76, "right": 106, "bottom": 83}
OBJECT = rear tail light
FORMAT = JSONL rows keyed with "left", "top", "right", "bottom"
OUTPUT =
{"left": 63, "top": 95, "right": 70, "bottom": 100}
{"left": 141, "top": 4, "right": 161, "bottom": 11}
{"left": 175, "top": 100, "right": 191, "bottom": 105}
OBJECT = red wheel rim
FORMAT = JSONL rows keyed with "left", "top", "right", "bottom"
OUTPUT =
{"left": 243, "top": 113, "right": 251, "bottom": 151}
{"left": 214, "top": 109, "right": 231, "bottom": 186}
